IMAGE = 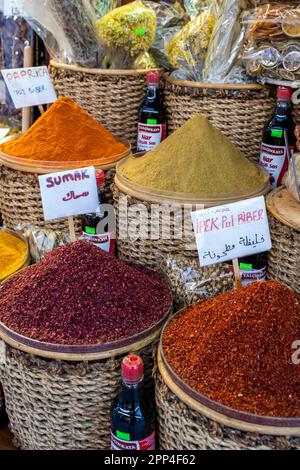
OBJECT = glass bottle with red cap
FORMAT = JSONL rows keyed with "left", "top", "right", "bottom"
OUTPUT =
{"left": 81, "top": 169, "right": 115, "bottom": 255}
{"left": 111, "top": 354, "right": 156, "bottom": 450}
{"left": 259, "top": 85, "right": 295, "bottom": 189}
{"left": 137, "top": 70, "right": 167, "bottom": 152}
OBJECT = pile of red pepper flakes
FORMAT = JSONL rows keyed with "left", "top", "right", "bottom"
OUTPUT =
{"left": 0, "top": 241, "right": 172, "bottom": 345}
{"left": 163, "top": 280, "right": 300, "bottom": 418}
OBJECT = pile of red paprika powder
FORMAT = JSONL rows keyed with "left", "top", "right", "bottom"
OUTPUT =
{"left": 0, "top": 241, "right": 172, "bottom": 345}
{"left": 162, "top": 280, "right": 300, "bottom": 418}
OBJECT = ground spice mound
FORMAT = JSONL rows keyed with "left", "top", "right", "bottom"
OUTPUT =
{"left": 163, "top": 281, "right": 300, "bottom": 418}
{"left": 0, "top": 97, "right": 127, "bottom": 162}
{"left": 120, "top": 114, "right": 268, "bottom": 197}
{"left": 0, "top": 241, "right": 172, "bottom": 345}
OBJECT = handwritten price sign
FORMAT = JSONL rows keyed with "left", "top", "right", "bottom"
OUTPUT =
{"left": 1, "top": 66, "right": 57, "bottom": 109}
{"left": 39, "top": 167, "right": 99, "bottom": 221}
{"left": 191, "top": 196, "right": 272, "bottom": 267}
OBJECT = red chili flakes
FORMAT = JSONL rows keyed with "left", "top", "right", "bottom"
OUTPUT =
{"left": 162, "top": 280, "right": 300, "bottom": 418}
{"left": 0, "top": 241, "right": 172, "bottom": 345}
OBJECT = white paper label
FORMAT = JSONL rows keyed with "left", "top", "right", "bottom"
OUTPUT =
{"left": 137, "top": 123, "right": 163, "bottom": 151}
{"left": 39, "top": 167, "right": 99, "bottom": 221}
{"left": 259, "top": 143, "right": 288, "bottom": 189}
{"left": 1, "top": 66, "right": 57, "bottom": 109}
{"left": 191, "top": 196, "right": 272, "bottom": 267}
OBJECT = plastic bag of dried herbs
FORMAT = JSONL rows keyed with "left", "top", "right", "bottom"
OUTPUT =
{"left": 166, "top": 9, "right": 215, "bottom": 81}
{"left": 184, "top": 0, "right": 212, "bottom": 18}
{"left": 203, "top": 0, "right": 248, "bottom": 83}
{"left": 96, "top": 0, "right": 156, "bottom": 69}
{"left": 160, "top": 254, "right": 234, "bottom": 311}
{"left": 90, "top": 0, "right": 121, "bottom": 18}
{"left": 144, "top": 0, "right": 189, "bottom": 69}
{"left": 21, "top": 0, "right": 104, "bottom": 67}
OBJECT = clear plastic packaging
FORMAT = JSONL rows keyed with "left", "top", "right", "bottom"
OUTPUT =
{"left": 203, "top": 0, "right": 248, "bottom": 83}
{"left": 21, "top": 0, "right": 104, "bottom": 68}
{"left": 160, "top": 253, "right": 234, "bottom": 310}
{"left": 284, "top": 152, "right": 300, "bottom": 202}
{"left": 16, "top": 224, "right": 70, "bottom": 263}
{"left": 166, "top": 9, "right": 215, "bottom": 81}
{"left": 96, "top": 0, "right": 156, "bottom": 69}
{"left": 91, "top": 0, "right": 121, "bottom": 19}
{"left": 144, "top": 0, "right": 188, "bottom": 70}
{"left": 242, "top": 3, "right": 300, "bottom": 83}
{"left": 184, "top": 0, "right": 211, "bottom": 19}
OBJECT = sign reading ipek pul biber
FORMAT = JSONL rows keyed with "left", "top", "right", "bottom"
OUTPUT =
{"left": 1, "top": 66, "right": 57, "bottom": 109}
{"left": 191, "top": 196, "right": 272, "bottom": 267}
{"left": 39, "top": 166, "right": 99, "bottom": 221}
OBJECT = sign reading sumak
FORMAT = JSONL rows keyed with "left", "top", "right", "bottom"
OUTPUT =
{"left": 39, "top": 167, "right": 99, "bottom": 221}
{"left": 1, "top": 66, "right": 57, "bottom": 109}
{"left": 191, "top": 196, "right": 272, "bottom": 267}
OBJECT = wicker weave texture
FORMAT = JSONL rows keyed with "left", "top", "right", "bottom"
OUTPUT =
{"left": 267, "top": 214, "right": 300, "bottom": 294}
{"left": 155, "top": 369, "right": 300, "bottom": 450}
{"left": 112, "top": 185, "right": 234, "bottom": 307}
{"left": 163, "top": 80, "right": 276, "bottom": 162}
{"left": 0, "top": 165, "right": 115, "bottom": 234}
{"left": 49, "top": 65, "right": 148, "bottom": 150}
{"left": 0, "top": 342, "right": 156, "bottom": 450}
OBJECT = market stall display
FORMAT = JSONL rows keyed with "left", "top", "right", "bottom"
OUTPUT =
{"left": 156, "top": 280, "right": 300, "bottom": 450}
{"left": 113, "top": 114, "right": 269, "bottom": 306}
{"left": 267, "top": 187, "right": 300, "bottom": 294}
{"left": 0, "top": 229, "right": 29, "bottom": 282}
{"left": 0, "top": 240, "right": 173, "bottom": 449}
{"left": 0, "top": 97, "right": 130, "bottom": 232}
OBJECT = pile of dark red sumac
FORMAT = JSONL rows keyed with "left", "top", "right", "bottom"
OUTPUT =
{"left": 162, "top": 280, "right": 300, "bottom": 418}
{"left": 0, "top": 241, "right": 172, "bottom": 345}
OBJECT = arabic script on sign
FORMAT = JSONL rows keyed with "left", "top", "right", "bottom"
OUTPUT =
{"left": 191, "top": 196, "right": 272, "bottom": 267}
{"left": 39, "top": 167, "right": 98, "bottom": 221}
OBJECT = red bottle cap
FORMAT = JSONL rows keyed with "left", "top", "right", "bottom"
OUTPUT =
{"left": 147, "top": 70, "right": 160, "bottom": 85}
{"left": 122, "top": 354, "right": 144, "bottom": 383}
{"left": 95, "top": 169, "right": 105, "bottom": 186}
{"left": 277, "top": 86, "right": 293, "bottom": 101}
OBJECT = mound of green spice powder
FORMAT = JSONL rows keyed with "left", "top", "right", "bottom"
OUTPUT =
{"left": 120, "top": 115, "right": 269, "bottom": 198}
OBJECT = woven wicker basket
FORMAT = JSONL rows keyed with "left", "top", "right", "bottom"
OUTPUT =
{"left": 0, "top": 164, "right": 116, "bottom": 234}
{"left": 267, "top": 187, "right": 300, "bottom": 294}
{"left": 156, "top": 347, "right": 300, "bottom": 450}
{"left": 163, "top": 75, "right": 276, "bottom": 162}
{"left": 112, "top": 167, "right": 269, "bottom": 307}
{"left": 0, "top": 299, "right": 172, "bottom": 450}
{"left": 49, "top": 61, "right": 150, "bottom": 150}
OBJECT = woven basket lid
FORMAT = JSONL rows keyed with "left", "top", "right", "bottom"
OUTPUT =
{"left": 267, "top": 187, "right": 300, "bottom": 232}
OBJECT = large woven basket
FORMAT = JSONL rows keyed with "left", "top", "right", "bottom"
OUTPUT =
{"left": 267, "top": 187, "right": 300, "bottom": 294}
{"left": 0, "top": 299, "right": 172, "bottom": 450}
{"left": 0, "top": 163, "right": 116, "bottom": 234}
{"left": 156, "top": 347, "right": 300, "bottom": 450}
{"left": 163, "top": 75, "right": 276, "bottom": 162}
{"left": 49, "top": 61, "right": 150, "bottom": 151}
{"left": 112, "top": 167, "right": 269, "bottom": 308}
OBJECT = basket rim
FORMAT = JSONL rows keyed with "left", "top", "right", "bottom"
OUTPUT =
{"left": 267, "top": 186, "right": 300, "bottom": 232}
{"left": 163, "top": 72, "right": 271, "bottom": 91}
{"left": 50, "top": 59, "right": 157, "bottom": 76}
{"left": 158, "top": 307, "right": 300, "bottom": 434}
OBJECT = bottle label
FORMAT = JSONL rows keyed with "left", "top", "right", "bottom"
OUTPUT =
{"left": 240, "top": 265, "right": 267, "bottom": 287}
{"left": 82, "top": 231, "right": 115, "bottom": 256}
{"left": 259, "top": 143, "right": 289, "bottom": 189}
{"left": 137, "top": 123, "right": 166, "bottom": 152}
{"left": 111, "top": 431, "right": 155, "bottom": 450}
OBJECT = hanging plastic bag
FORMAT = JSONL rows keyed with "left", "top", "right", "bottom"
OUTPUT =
{"left": 166, "top": 9, "right": 215, "bottom": 81}
{"left": 203, "top": 0, "right": 248, "bottom": 83}
{"left": 96, "top": 0, "right": 156, "bottom": 69}
{"left": 21, "top": 0, "right": 104, "bottom": 68}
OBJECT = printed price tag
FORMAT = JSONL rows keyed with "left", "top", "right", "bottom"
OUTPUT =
{"left": 39, "top": 166, "right": 99, "bottom": 221}
{"left": 191, "top": 196, "right": 272, "bottom": 267}
{"left": 1, "top": 66, "right": 57, "bottom": 109}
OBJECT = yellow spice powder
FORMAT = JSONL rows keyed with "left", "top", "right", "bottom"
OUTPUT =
{"left": 0, "top": 231, "right": 27, "bottom": 281}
